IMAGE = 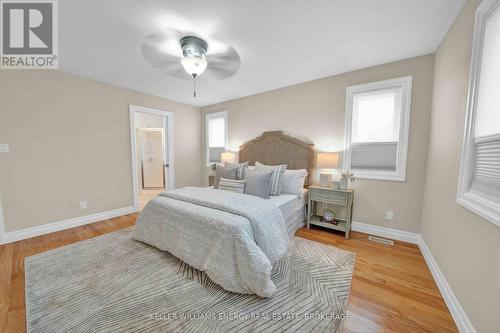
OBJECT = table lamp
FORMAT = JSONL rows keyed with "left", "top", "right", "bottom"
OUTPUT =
{"left": 316, "top": 152, "right": 339, "bottom": 187}
{"left": 221, "top": 151, "right": 237, "bottom": 164}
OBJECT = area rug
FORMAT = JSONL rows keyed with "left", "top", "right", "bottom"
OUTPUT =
{"left": 25, "top": 228, "right": 355, "bottom": 332}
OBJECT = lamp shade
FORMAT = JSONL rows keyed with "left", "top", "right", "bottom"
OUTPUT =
{"left": 316, "top": 152, "right": 339, "bottom": 169}
{"left": 221, "top": 151, "right": 237, "bottom": 164}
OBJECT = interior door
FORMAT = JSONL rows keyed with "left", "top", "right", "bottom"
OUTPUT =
{"left": 141, "top": 129, "right": 165, "bottom": 189}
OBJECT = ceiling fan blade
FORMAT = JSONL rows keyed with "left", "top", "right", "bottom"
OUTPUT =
{"left": 163, "top": 66, "right": 192, "bottom": 80}
{"left": 205, "top": 46, "right": 241, "bottom": 80}
{"left": 204, "top": 65, "right": 237, "bottom": 81}
{"left": 141, "top": 34, "right": 180, "bottom": 68}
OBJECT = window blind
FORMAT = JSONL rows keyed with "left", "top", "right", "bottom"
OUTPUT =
{"left": 350, "top": 88, "right": 401, "bottom": 172}
{"left": 207, "top": 115, "right": 226, "bottom": 164}
{"left": 208, "top": 117, "right": 225, "bottom": 148}
{"left": 209, "top": 147, "right": 225, "bottom": 163}
{"left": 469, "top": 4, "right": 500, "bottom": 201}
{"left": 474, "top": 3, "right": 500, "bottom": 137}
{"left": 351, "top": 142, "right": 398, "bottom": 170}
{"left": 471, "top": 135, "right": 500, "bottom": 200}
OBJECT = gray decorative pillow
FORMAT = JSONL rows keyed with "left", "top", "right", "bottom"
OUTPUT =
{"left": 244, "top": 169, "right": 274, "bottom": 199}
{"left": 224, "top": 161, "right": 249, "bottom": 180}
{"left": 214, "top": 165, "right": 238, "bottom": 188}
{"left": 218, "top": 178, "right": 245, "bottom": 193}
{"left": 255, "top": 162, "right": 288, "bottom": 196}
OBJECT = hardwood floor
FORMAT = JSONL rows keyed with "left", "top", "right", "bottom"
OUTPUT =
{"left": 0, "top": 214, "right": 457, "bottom": 333}
{"left": 296, "top": 228, "right": 458, "bottom": 333}
{"left": 139, "top": 189, "right": 164, "bottom": 210}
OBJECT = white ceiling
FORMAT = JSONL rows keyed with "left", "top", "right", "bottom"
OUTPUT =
{"left": 59, "top": 0, "right": 465, "bottom": 107}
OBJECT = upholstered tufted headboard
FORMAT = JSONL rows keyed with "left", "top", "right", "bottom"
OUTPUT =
{"left": 238, "top": 131, "right": 315, "bottom": 186}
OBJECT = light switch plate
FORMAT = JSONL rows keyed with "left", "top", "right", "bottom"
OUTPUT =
{"left": 0, "top": 144, "right": 9, "bottom": 153}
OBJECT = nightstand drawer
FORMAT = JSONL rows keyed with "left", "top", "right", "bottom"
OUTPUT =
{"left": 310, "top": 189, "right": 348, "bottom": 205}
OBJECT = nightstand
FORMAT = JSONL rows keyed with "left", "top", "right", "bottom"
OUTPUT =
{"left": 208, "top": 173, "right": 216, "bottom": 186}
{"left": 307, "top": 185, "right": 354, "bottom": 239}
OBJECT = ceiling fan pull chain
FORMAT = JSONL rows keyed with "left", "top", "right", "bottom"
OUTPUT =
{"left": 191, "top": 73, "right": 198, "bottom": 98}
{"left": 193, "top": 76, "right": 196, "bottom": 98}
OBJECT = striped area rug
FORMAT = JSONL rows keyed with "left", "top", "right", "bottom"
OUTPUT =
{"left": 25, "top": 228, "right": 355, "bottom": 332}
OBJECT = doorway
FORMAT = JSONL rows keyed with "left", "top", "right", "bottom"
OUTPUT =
{"left": 140, "top": 128, "right": 165, "bottom": 189}
{"left": 129, "top": 105, "right": 174, "bottom": 211}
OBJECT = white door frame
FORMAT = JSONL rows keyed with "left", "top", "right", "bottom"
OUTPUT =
{"left": 129, "top": 105, "right": 174, "bottom": 211}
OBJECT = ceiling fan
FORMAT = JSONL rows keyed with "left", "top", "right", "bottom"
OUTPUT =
{"left": 141, "top": 29, "right": 241, "bottom": 98}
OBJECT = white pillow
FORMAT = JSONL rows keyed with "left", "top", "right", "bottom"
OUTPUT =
{"left": 281, "top": 169, "right": 308, "bottom": 196}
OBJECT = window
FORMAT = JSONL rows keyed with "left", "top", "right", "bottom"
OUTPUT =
{"left": 205, "top": 111, "right": 228, "bottom": 166}
{"left": 457, "top": 0, "right": 500, "bottom": 227}
{"left": 343, "top": 76, "right": 412, "bottom": 181}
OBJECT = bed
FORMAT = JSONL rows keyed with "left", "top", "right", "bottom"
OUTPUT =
{"left": 269, "top": 189, "right": 308, "bottom": 236}
{"left": 134, "top": 131, "right": 314, "bottom": 298}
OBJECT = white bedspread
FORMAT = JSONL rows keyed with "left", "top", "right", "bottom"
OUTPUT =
{"left": 134, "top": 187, "right": 290, "bottom": 297}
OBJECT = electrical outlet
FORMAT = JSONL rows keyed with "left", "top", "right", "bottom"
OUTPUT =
{"left": 80, "top": 201, "right": 87, "bottom": 210}
{"left": 0, "top": 144, "right": 9, "bottom": 153}
{"left": 385, "top": 211, "right": 395, "bottom": 221}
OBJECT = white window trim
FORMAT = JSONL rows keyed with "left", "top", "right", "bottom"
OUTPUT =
{"left": 205, "top": 111, "right": 228, "bottom": 166}
{"left": 457, "top": 0, "right": 500, "bottom": 228}
{"left": 343, "top": 76, "right": 412, "bottom": 181}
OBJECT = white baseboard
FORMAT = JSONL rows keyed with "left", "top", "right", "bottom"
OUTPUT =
{"left": 416, "top": 235, "right": 477, "bottom": 333}
{"left": 1, "top": 206, "right": 137, "bottom": 244}
{"left": 351, "top": 221, "right": 476, "bottom": 333}
{"left": 352, "top": 221, "right": 420, "bottom": 244}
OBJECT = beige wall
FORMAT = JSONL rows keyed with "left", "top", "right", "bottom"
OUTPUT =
{"left": 420, "top": 0, "right": 500, "bottom": 331}
{"left": 0, "top": 70, "right": 202, "bottom": 233}
{"left": 202, "top": 55, "right": 435, "bottom": 232}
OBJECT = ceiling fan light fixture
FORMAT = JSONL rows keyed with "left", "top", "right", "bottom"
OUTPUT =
{"left": 180, "top": 55, "right": 207, "bottom": 77}
{"left": 179, "top": 36, "right": 208, "bottom": 78}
